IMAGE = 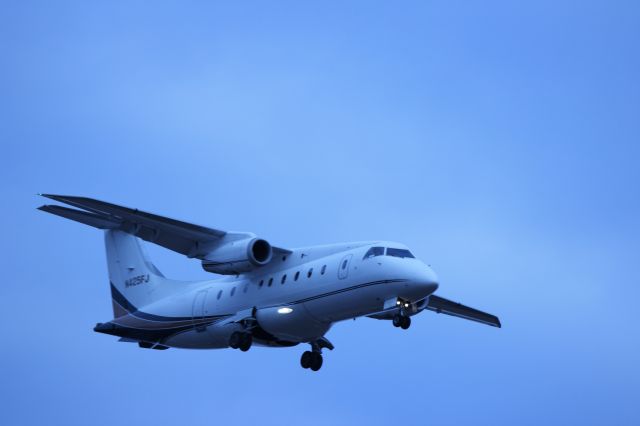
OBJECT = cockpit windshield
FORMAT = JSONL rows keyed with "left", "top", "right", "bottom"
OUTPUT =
{"left": 363, "top": 246, "right": 415, "bottom": 260}
{"left": 363, "top": 246, "right": 384, "bottom": 259}
{"left": 386, "top": 248, "right": 415, "bottom": 259}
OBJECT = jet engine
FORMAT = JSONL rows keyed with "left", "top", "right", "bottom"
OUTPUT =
{"left": 201, "top": 237, "right": 272, "bottom": 275}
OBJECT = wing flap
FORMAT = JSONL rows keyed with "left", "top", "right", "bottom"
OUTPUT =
{"left": 426, "top": 295, "right": 501, "bottom": 328}
{"left": 38, "top": 205, "right": 120, "bottom": 230}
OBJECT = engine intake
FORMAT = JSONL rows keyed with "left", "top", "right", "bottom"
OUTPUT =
{"left": 201, "top": 237, "right": 272, "bottom": 275}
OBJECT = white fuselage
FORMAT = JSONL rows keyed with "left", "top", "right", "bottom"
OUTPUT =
{"left": 136, "top": 241, "right": 438, "bottom": 349}
{"left": 40, "top": 194, "right": 498, "bottom": 372}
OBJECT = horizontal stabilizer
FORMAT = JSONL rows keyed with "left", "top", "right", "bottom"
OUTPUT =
{"left": 426, "top": 295, "right": 501, "bottom": 328}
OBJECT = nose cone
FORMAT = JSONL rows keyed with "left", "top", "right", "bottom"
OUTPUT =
{"left": 420, "top": 266, "right": 439, "bottom": 294}
{"left": 400, "top": 262, "right": 439, "bottom": 300}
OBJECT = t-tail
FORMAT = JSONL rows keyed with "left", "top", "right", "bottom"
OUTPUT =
{"left": 38, "top": 197, "right": 194, "bottom": 319}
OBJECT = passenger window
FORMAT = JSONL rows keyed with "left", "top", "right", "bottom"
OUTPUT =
{"left": 386, "top": 248, "right": 415, "bottom": 259}
{"left": 259, "top": 279, "right": 264, "bottom": 288}
{"left": 321, "top": 265, "right": 326, "bottom": 275}
{"left": 217, "top": 290, "right": 222, "bottom": 300}
{"left": 363, "top": 246, "right": 385, "bottom": 260}
{"left": 341, "top": 259, "right": 348, "bottom": 270}
{"left": 281, "top": 274, "right": 287, "bottom": 284}
{"left": 268, "top": 278, "right": 273, "bottom": 287}
{"left": 231, "top": 287, "right": 236, "bottom": 296}
{"left": 294, "top": 271, "right": 300, "bottom": 281}
{"left": 307, "top": 268, "right": 313, "bottom": 278}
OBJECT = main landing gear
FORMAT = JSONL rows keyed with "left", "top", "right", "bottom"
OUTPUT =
{"left": 228, "top": 309, "right": 258, "bottom": 352}
{"left": 229, "top": 331, "right": 253, "bottom": 352}
{"left": 300, "top": 351, "right": 323, "bottom": 371}
{"left": 393, "top": 314, "right": 411, "bottom": 330}
{"left": 300, "top": 337, "right": 334, "bottom": 372}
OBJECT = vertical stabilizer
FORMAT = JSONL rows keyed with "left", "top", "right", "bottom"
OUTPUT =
{"left": 105, "top": 230, "right": 183, "bottom": 317}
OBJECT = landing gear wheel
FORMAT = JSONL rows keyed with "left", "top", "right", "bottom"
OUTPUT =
{"left": 229, "top": 331, "right": 241, "bottom": 349}
{"left": 309, "top": 352, "right": 323, "bottom": 371}
{"left": 239, "top": 334, "right": 252, "bottom": 352}
{"left": 392, "top": 314, "right": 402, "bottom": 328}
{"left": 230, "top": 332, "right": 252, "bottom": 350}
{"left": 400, "top": 316, "right": 411, "bottom": 330}
{"left": 300, "top": 351, "right": 323, "bottom": 371}
{"left": 300, "top": 351, "right": 313, "bottom": 369}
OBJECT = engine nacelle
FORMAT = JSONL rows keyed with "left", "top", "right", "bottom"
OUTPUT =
{"left": 201, "top": 237, "right": 272, "bottom": 275}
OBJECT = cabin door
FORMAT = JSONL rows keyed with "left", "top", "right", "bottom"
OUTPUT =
{"left": 338, "top": 254, "right": 353, "bottom": 280}
{"left": 192, "top": 290, "right": 208, "bottom": 332}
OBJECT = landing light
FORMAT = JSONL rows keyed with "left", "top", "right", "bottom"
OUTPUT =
{"left": 277, "top": 307, "right": 293, "bottom": 314}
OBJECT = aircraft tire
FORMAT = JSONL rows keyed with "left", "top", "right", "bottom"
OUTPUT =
{"left": 229, "top": 332, "right": 241, "bottom": 349}
{"left": 392, "top": 315, "right": 402, "bottom": 328}
{"left": 310, "top": 352, "right": 323, "bottom": 371}
{"left": 239, "top": 334, "right": 252, "bottom": 352}
{"left": 300, "top": 351, "right": 312, "bottom": 369}
{"left": 400, "top": 316, "right": 411, "bottom": 330}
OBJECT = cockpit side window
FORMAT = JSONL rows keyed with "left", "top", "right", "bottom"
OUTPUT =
{"left": 386, "top": 248, "right": 415, "bottom": 259}
{"left": 363, "top": 246, "right": 385, "bottom": 260}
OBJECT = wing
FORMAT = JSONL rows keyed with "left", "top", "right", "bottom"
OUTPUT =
{"left": 425, "top": 295, "right": 501, "bottom": 328}
{"left": 38, "top": 194, "right": 291, "bottom": 259}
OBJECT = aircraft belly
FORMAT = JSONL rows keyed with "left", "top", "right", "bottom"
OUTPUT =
{"left": 163, "top": 323, "right": 241, "bottom": 349}
{"left": 256, "top": 304, "right": 330, "bottom": 342}
{"left": 303, "top": 285, "right": 383, "bottom": 322}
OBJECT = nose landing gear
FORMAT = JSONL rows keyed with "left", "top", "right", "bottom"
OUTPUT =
{"left": 393, "top": 314, "right": 411, "bottom": 330}
{"left": 391, "top": 298, "right": 413, "bottom": 330}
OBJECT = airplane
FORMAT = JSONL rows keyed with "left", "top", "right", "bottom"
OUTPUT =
{"left": 38, "top": 194, "right": 501, "bottom": 372}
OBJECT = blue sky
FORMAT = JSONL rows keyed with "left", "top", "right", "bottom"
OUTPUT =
{"left": 1, "top": 1, "right": 639, "bottom": 425}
